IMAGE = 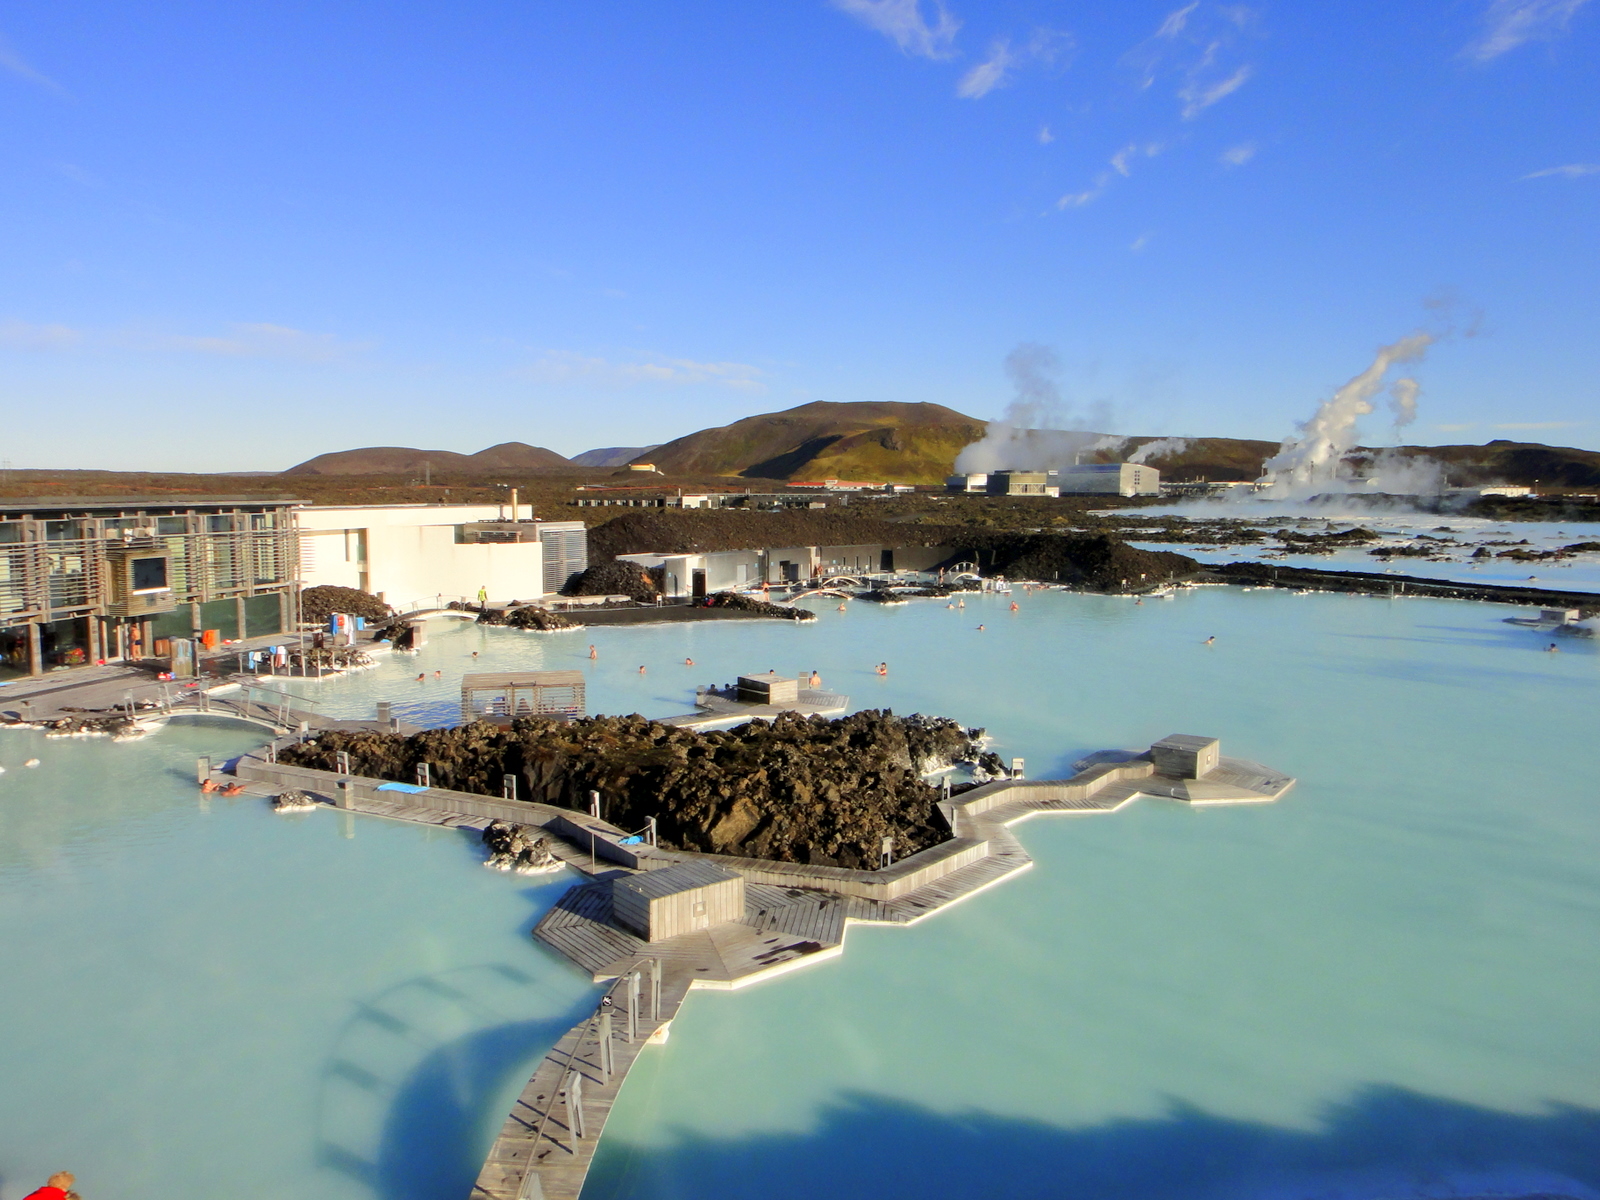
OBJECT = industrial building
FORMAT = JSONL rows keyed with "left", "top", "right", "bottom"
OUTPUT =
{"left": 985, "top": 471, "right": 1059, "bottom": 497}
{"left": 1054, "top": 463, "right": 1161, "bottom": 497}
{"left": 0, "top": 496, "right": 299, "bottom": 677}
{"left": 617, "top": 542, "right": 952, "bottom": 598}
{"left": 296, "top": 505, "right": 587, "bottom": 608}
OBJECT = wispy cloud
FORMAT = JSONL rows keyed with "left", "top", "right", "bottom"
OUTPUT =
{"left": 957, "top": 39, "right": 1016, "bottom": 97}
{"left": 1433, "top": 423, "right": 1478, "bottom": 432}
{"left": 523, "top": 351, "right": 765, "bottom": 392}
{"left": 832, "top": 0, "right": 960, "bottom": 60}
{"left": 0, "top": 32, "right": 67, "bottom": 95}
{"left": 0, "top": 320, "right": 82, "bottom": 350}
{"left": 157, "top": 323, "right": 366, "bottom": 362}
{"left": 1058, "top": 143, "right": 1164, "bottom": 209}
{"left": 1038, "top": 124, "right": 1055, "bottom": 144}
{"left": 1492, "top": 420, "right": 1583, "bottom": 429}
{"left": 1522, "top": 162, "right": 1600, "bottom": 179}
{"left": 1130, "top": 233, "right": 1153, "bottom": 252}
{"left": 1180, "top": 63, "right": 1253, "bottom": 118}
{"left": 1220, "top": 141, "right": 1257, "bottom": 165}
{"left": 1125, "top": 4, "right": 1259, "bottom": 120}
{"left": 1465, "top": 0, "right": 1593, "bottom": 60}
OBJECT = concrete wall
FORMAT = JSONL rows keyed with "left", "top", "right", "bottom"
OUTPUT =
{"left": 297, "top": 504, "right": 546, "bottom": 606}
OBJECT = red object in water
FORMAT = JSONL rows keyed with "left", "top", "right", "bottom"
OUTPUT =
{"left": 24, "top": 1188, "right": 70, "bottom": 1200}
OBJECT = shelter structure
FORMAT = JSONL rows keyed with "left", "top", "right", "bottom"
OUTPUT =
{"left": 610, "top": 861, "right": 745, "bottom": 942}
{"left": 461, "top": 670, "right": 586, "bottom": 724}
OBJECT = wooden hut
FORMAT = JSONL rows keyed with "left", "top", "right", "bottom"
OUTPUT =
{"left": 611, "top": 861, "right": 745, "bottom": 942}
{"left": 460, "top": 670, "right": 585, "bottom": 725}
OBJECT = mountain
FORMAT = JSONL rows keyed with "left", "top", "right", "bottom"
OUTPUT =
{"left": 635, "top": 400, "right": 988, "bottom": 483}
{"left": 570, "top": 445, "right": 662, "bottom": 468}
{"left": 282, "top": 442, "right": 572, "bottom": 476}
{"left": 1347, "top": 439, "right": 1600, "bottom": 489}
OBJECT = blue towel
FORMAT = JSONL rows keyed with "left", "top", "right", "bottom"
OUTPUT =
{"left": 377, "top": 782, "right": 429, "bottom": 794}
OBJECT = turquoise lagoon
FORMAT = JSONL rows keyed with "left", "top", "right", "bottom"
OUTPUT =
{"left": 3, "top": 587, "right": 1598, "bottom": 1199}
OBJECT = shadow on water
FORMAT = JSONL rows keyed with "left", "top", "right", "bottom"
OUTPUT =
{"left": 586, "top": 1086, "right": 1600, "bottom": 1200}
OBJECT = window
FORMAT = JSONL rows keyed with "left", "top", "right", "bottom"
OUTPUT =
{"left": 207, "top": 514, "right": 234, "bottom": 533}
{"left": 131, "top": 556, "right": 169, "bottom": 592}
{"left": 157, "top": 516, "right": 188, "bottom": 536}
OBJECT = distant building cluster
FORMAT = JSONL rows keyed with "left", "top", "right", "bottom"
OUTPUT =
{"left": 945, "top": 463, "right": 1162, "bottom": 498}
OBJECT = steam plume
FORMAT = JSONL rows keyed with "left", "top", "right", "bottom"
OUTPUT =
{"left": 1388, "top": 377, "right": 1420, "bottom": 430}
{"left": 954, "top": 343, "right": 1118, "bottom": 473}
{"left": 1260, "top": 332, "right": 1434, "bottom": 492}
{"left": 1129, "top": 436, "right": 1190, "bottom": 464}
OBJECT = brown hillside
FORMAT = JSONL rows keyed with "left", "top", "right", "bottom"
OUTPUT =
{"left": 635, "top": 401, "right": 987, "bottom": 484}
{"left": 284, "top": 442, "right": 572, "bottom": 476}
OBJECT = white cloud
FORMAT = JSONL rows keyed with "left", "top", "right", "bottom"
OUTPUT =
{"left": 1156, "top": 2, "right": 1201, "bottom": 39}
{"left": 1220, "top": 141, "right": 1257, "bottom": 165}
{"left": 1180, "top": 63, "right": 1252, "bottom": 118}
{"left": 524, "top": 351, "right": 765, "bottom": 392}
{"left": 157, "top": 323, "right": 364, "bottom": 362}
{"left": 957, "top": 39, "right": 1015, "bottom": 98}
{"left": 0, "top": 32, "right": 66, "bottom": 95}
{"left": 1130, "top": 233, "right": 1153, "bottom": 252}
{"left": 1523, "top": 162, "right": 1600, "bottom": 178}
{"left": 0, "top": 320, "right": 82, "bottom": 350}
{"left": 1058, "top": 143, "right": 1162, "bottom": 210}
{"left": 1466, "top": 0, "right": 1592, "bottom": 60}
{"left": 1038, "top": 124, "right": 1055, "bottom": 144}
{"left": 832, "top": 0, "right": 960, "bottom": 60}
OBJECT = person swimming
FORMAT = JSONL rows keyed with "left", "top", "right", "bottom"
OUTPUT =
{"left": 1009, "top": 601, "right": 1019, "bottom": 611}
{"left": 685, "top": 657, "right": 695, "bottom": 666}
{"left": 837, "top": 602, "right": 847, "bottom": 611}
{"left": 1548, "top": 642, "right": 1560, "bottom": 652}
{"left": 977, "top": 624, "right": 985, "bottom": 631}
{"left": 638, "top": 664, "right": 647, "bottom": 675}
{"left": 875, "top": 662, "right": 888, "bottom": 676}
{"left": 416, "top": 672, "right": 426, "bottom": 682}
{"left": 23, "top": 1171, "right": 77, "bottom": 1200}
{"left": 1204, "top": 636, "right": 1215, "bottom": 645}
{"left": 434, "top": 670, "right": 442, "bottom": 679}
{"left": 589, "top": 644, "right": 598, "bottom": 659}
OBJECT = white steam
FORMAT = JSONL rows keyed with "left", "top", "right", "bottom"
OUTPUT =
{"left": 954, "top": 343, "right": 1118, "bottom": 473}
{"left": 1259, "top": 332, "right": 1435, "bottom": 494}
{"left": 1388, "top": 377, "right": 1420, "bottom": 430}
{"left": 1129, "top": 436, "right": 1191, "bottom": 464}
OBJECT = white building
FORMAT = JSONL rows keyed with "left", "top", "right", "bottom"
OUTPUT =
{"left": 296, "top": 505, "right": 586, "bottom": 609}
{"left": 1054, "top": 463, "right": 1161, "bottom": 497}
{"left": 945, "top": 473, "right": 988, "bottom": 493}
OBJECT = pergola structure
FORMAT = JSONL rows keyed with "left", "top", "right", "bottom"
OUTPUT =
{"left": 460, "top": 670, "right": 586, "bottom": 724}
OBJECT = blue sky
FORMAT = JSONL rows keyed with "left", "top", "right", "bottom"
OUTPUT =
{"left": 1, "top": 0, "right": 1596, "bottom": 470}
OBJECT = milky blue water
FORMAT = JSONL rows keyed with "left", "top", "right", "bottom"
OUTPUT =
{"left": 4, "top": 589, "right": 1599, "bottom": 1200}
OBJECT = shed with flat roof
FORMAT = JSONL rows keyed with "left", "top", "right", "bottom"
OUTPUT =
{"left": 1151, "top": 734, "right": 1220, "bottom": 779}
{"left": 611, "top": 861, "right": 745, "bottom": 942}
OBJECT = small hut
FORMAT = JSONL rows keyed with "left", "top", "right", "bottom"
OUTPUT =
{"left": 460, "top": 670, "right": 586, "bottom": 725}
{"left": 611, "top": 862, "right": 745, "bottom": 942}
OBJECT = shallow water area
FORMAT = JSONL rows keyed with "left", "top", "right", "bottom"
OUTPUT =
{"left": 0, "top": 721, "right": 596, "bottom": 1200}
{"left": 5, "top": 587, "right": 1599, "bottom": 1200}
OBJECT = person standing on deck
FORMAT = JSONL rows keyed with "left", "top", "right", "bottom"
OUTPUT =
{"left": 477, "top": 585, "right": 488, "bottom": 607}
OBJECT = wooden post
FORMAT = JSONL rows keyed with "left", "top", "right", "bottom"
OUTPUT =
{"left": 503, "top": 774, "right": 518, "bottom": 801}
{"left": 27, "top": 620, "right": 42, "bottom": 676}
{"left": 336, "top": 780, "right": 352, "bottom": 810}
{"left": 589, "top": 789, "right": 601, "bottom": 820}
{"left": 598, "top": 1011, "right": 614, "bottom": 1081}
{"left": 627, "top": 971, "right": 640, "bottom": 1044}
{"left": 650, "top": 957, "right": 662, "bottom": 1021}
{"left": 236, "top": 595, "right": 248, "bottom": 640}
{"left": 376, "top": 701, "right": 390, "bottom": 727}
{"left": 564, "top": 1069, "right": 585, "bottom": 1140}
{"left": 196, "top": 756, "right": 210, "bottom": 783}
{"left": 647, "top": 815, "right": 657, "bottom": 847}
{"left": 336, "top": 750, "right": 351, "bottom": 776}
{"left": 416, "top": 762, "right": 431, "bottom": 789}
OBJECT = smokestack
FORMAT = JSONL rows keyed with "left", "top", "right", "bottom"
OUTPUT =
{"left": 510, "top": 488, "right": 519, "bottom": 521}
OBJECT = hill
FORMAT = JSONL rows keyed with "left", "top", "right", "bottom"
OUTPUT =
{"left": 570, "top": 445, "right": 661, "bottom": 468}
{"left": 1346, "top": 439, "right": 1600, "bottom": 489}
{"left": 283, "top": 442, "right": 572, "bottom": 476}
{"left": 634, "top": 400, "right": 988, "bottom": 483}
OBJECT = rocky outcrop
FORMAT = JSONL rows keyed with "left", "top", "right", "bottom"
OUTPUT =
{"left": 482, "top": 820, "right": 561, "bottom": 873}
{"left": 272, "top": 789, "right": 318, "bottom": 812}
{"left": 280, "top": 709, "right": 989, "bottom": 869}
{"left": 562, "top": 560, "right": 659, "bottom": 601}
{"left": 299, "top": 585, "right": 393, "bottom": 625}
{"left": 699, "top": 592, "right": 817, "bottom": 620}
{"left": 476, "top": 605, "right": 576, "bottom": 631}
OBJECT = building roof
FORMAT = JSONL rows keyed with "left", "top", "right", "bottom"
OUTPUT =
{"left": 614, "top": 860, "right": 741, "bottom": 899}
{"left": 460, "top": 670, "right": 586, "bottom": 690}
{"left": 0, "top": 495, "right": 299, "bottom": 511}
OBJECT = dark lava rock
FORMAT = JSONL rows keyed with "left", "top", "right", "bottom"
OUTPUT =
{"left": 699, "top": 592, "right": 816, "bottom": 620}
{"left": 477, "top": 605, "right": 576, "bottom": 631}
{"left": 280, "top": 709, "right": 987, "bottom": 869}
{"left": 300, "top": 585, "right": 393, "bottom": 625}
{"left": 562, "top": 560, "right": 659, "bottom": 602}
